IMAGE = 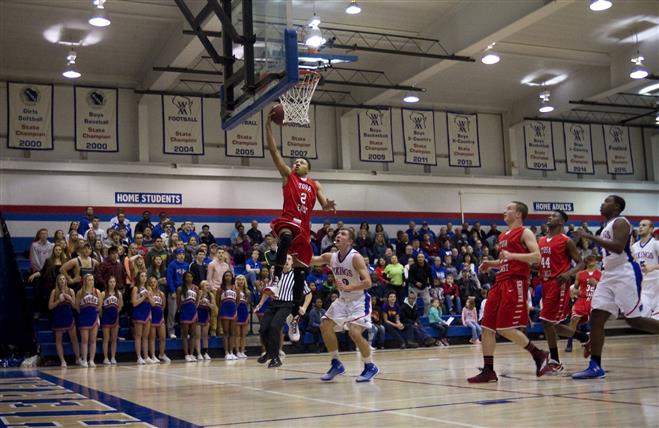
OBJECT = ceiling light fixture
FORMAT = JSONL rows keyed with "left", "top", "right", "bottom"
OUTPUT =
{"left": 630, "top": 53, "right": 649, "bottom": 79}
{"left": 305, "top": 25, "right": 326, "bottom": 48}
{"left": 403, "top": 93, "right": 420, "bottom": 103}
{"left": 62, "top": 50, "right": 81, "bottom": 79}
{"left": 639, "top": 83, "right": 659, "bottom": 95}
{"left": 346, "top": 1, "right": 362, "bottom": 14}
{"left": 589, "top": 0, "right": 613, "bottom": 11}
{"left": 480, "top": 43, "right": 500, "bottom": 65}
{"left": 538, "top": 90, "right": 554, "bottom": 113}
{"left": 89, "top": 0, "right": 111, "bottom": 27}
{"left": 308, "top": 13, "right": 321, "bottom": 28}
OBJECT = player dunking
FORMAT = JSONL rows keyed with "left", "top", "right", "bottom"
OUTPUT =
{"left": 537, "top": 210, "right": 585, "bottom": 373}
{"left": 468, "top": 201, "right": 551, "bottom": 383}
{"left": 265, "top": 110, "right": 336, "bottom": 303}
{"left": 632, "top": 219, "right": 659, "bottom": 319}
{"left": 310, "top": 228, "right": 379, "bottom": 382}
{"left": 572, "top": 196, "right": 659, "bottom": 379}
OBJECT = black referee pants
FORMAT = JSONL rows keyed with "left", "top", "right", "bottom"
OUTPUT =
{"left": 259, "top": 301, "right": 294, "bottom": 359}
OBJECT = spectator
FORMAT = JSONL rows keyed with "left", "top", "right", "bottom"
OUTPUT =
{"left": 407, "top": 253, "right": 432, "bottom": 315}
{"left": 133, "top": 233, "right": 148, "bottom": 257}
{"left": 371, "top": 232, "right": 389, "bottom": 260}
{"left": 443, "top": 274, "right": 461, "bottom": 314}
{"left": 400, "top": 290, "right": 436, "bottom": 347}
{"left": 431, "top": 256, "right": 446, "bottom": 281}
{"left": 246, "top": 220, "right": 263, "bottom": 245}
{"left": 167, "top": 233, "right": 180, "bottom": 254}
{"left": 444, "top": 255, "right": 458, "bottom": 277}
{"left": 315, "top": 220, "right": 332, "bottom": 248}
{"left": 263, "top": 236, "right": 278, "bottom": 268}
{"left": 368, "top": 297, "right": 386, "bottom": 350}
{"left": 421, "top": 233, "right": 439, "bottom": 257}
{"left": 486, "top": 223, "right": 501, "bottom": 239}
{"left": 400, "top": 244, "right": 414, "bottom": 266}
{"left": 405, "top": 221, "right": 419, "bottom": 243}
{"left": 462, "top": 297, "right": 481, "bottom": 344}
{"left": 411, "top": 239, "right": 428, "bottom": 260}
{"left": 306, "top": 265, "right": 327, "bottom": 291}
{"left": 457, "top": 268, "right": 480, "bottom": 302}
{"left": 110, "top": 209, "right": 132, "bottom": 240}
{"left": 395, "top": 231, "right": 410, "bottom": 259}
{"left": 91, "top": 239, "right": 105, "bottom": 263}
{"left": 84, "top": 217, "right": 106, "bottom": 242}
{"left": 179, "top": 220, "right": 199, "bottom": 244}
{"left": 95, "top": 246, "right": 127, "bottom": 292}
{"left": 186, "top": 236, "right": 200, "bottom": 260}
{"left": 166, "top": 248, "right": 189, "bottom": 338}
{"left": 245, "top": 249, "right": 262, "bottom": 289}
{"left": 320, "top": 228, "right": 335, "bottom": 253}
{"left": 189, "top": 248, "right": 208, "bottom": 286}
{"left": 66, "top": 230, "right": 82, "bottom": 258}
{"left": 151, "top": 212, "right": 168, "bottom": 238}
{"left": 374, "top": 223, "right": 390, "bottom": 243}
{"left": 229, "top": 221, "right": 243, "bottom": 245}
{"left": 355, "top": 228, "right": 373, "bottom": 258}
{"left": 147, "top": 255, "right": 167, "bottom": 293}
{"left": 471, "top": 221, "right": 487, "bottom": 242}
{"left": 30, "top": 228, "right": 54, "bottom": 273}
{"left": 430, "top": 277, "right": 445, "bottom": 303}
{"left": 134, "top": 211, "right": 154, "bottom": 235}
{"left": 159, "top": 221, "right": 175, "bottom": 243}
{"left": 428, "top": 298, "right": 449, "bottom": 346}
{"left": 199, "top": 224, "right": 216, "bottom": 246}
{"left": 320, "top": 272, "right": 337, "bottom": 305}
{"left": 440, "top": 240, "right": 452, "bottom": 260}
{"left": 383, "top": 255, "right": 405, "bottom": 302}
{"left": 116, "top": 226, "right": 130, "bottom": 252}
{"left": 145, "top": 237, "right": 168, "bottom": 269}
{"left": 382, "top": 291, "right": 406, "bottom": 348}
{"left": 141, "top": 227, "right": 154, "bottom": 248}
{"left": 445, "top": 222, "right": 456, "bottom": 239}
{"left": 308, "top": 298, "right": 326, "bottom": 352}
{"left": 79, "top": 207, "right": 94, "bottom": 235}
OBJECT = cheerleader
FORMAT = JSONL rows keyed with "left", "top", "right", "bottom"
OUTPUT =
{"left": 234, "top": 275, "right": 250, "bottom": 359}
{"left": 196, "top": 280, "right": 216, "bottom": 360}
{"left": 217, "top": 271, "right": 238, "bottom": 360}
{"left": 100, "top": 276, "right": 123, "bottom": 365}
{"left": 148, "top": 276, "right": 170, "bottom": 363}
{"left": 76, "top": 274, "right": 102, "bottom": 367}
{"left": 177, "top": 272, "right": 198, "bottom": 362}
{"left": 131, "top": 271, "right": 153, "bottom": 364}
{"left": 48, "top": 274, "right": 80, "bottom": 367}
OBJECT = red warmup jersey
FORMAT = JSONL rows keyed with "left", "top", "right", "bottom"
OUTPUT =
{"left": 281, "top": 172, "right": 317, "bottom": 228}
{"left": 576, "top": 269, "right": 601, "bottom": 301}
{"left": 538, "top": 233, "right": 572, "bottom": 282}
{"left": 496, "top": 226, "right": 530, "bottom": 281}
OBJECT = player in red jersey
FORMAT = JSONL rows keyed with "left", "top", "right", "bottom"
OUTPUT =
{"left": 265, "top": 110, "right": 336, "bottom": 302}
{"left": 468, "top": 201, "right": 550, "bottom": 383}
{"left": 537, "top": 210, "right": 585, "bottom": 373}
{"left": 564, "top": 255, "right": 601, "bottom": 355}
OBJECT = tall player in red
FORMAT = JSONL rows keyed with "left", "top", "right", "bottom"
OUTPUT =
{"left": 265, "top": 110, "right": 336, "bottom": 301}
{"left": 468, "top": 201, "right": 551, "bottom": 383}
{"left": 537, "top": 210, "right": 585, "bottom": 373}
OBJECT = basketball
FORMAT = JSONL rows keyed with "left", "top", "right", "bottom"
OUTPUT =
{"left": 270, "top": 104, "right": 285, "bottom": 126}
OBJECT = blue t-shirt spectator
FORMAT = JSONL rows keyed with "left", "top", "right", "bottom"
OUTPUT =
{"left": 307, "top": 270, "right": 328, "bottom": 289}
{"left": 179, "top": 230, "right": 199, "bottom": 244}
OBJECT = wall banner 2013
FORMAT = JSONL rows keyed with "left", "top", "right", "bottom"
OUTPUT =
{"left": 446, "top": 112, "right": 480, "bottom": 168}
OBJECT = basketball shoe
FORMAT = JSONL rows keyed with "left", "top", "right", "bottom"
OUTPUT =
{"left": 572, "top": 360, "right": 605, "bottom": 379}
{"left": 320, "top": 359, "right": 345, "bottom": 381}
{"left": 356, "top": 363, "right": 379, "bottom": 382}
{"left": 467, "top": 368, "right": 498, "bottom": 383}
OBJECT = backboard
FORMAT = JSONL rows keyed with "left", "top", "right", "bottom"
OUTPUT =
{"left": 221, "top": 0, "right": 297, "bottom": 130}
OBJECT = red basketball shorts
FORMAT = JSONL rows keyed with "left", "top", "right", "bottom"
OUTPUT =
{"left": 270, "top": 216, "right": 313, "bottom": 266}
{"left": 572, "top": 298, "right": 592, "bottom": 324}
{"left": 539, "top": 280, "right": 571, "bottom": 324}
{"left": 482, "top": 277, "right": 529, "bottom": 331}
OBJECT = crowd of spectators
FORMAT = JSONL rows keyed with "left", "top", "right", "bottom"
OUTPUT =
{"left": 27, "top": 206, "right": 612, "bottom": 358}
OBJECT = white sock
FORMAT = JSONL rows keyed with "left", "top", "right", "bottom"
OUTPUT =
{"left": 363, "top": 355, "right": 373, "bottom": 364}
{"left": 330, "top": 350, "right": 340, "bottom": 359}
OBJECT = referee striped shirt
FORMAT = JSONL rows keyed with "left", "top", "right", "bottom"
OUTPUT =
{"left": 277, "top": 270, "right": 311, "bottom": 302}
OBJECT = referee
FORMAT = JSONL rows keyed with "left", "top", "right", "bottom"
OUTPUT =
{"left": 256, "top": 255, "right": 312, "bottom": 368}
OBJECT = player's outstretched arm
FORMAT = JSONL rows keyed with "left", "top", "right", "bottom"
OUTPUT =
{"left": 265, "top": 111, "right": 291, "bottom": 180}
{"left": 316, "top": 181, "right": 336, "bottom": 212}
{"left": 310, "top": 253, "right": 332, "bottom": 266}
{"left": 557, "top": 239, "right": 584, "bottom": 283}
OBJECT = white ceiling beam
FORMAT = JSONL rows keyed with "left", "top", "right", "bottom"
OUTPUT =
{"left": 494, "top": 41, "right": 611, "bottom": 67}
{"left": 359, "top": 0, "right": 576, "bottom": 108}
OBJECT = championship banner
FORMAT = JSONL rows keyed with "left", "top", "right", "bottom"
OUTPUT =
{"left": 357, "top": 108, "right": 394, "bottom": 162}
{"left": 74, "top": 87, "right": 118, "bottom": 152}
{"left": 402, "top": 109, "right": 436, "bottom": 165}
{"left": 523, "top": 120, "right": 555, "bottom": 170}
{"left": 603, "top": 125, "right": 633, "bottom": 175}
{"left": 225, "top": 111, "right": 264, "bottom": 158}
{"left": 563, "top": 123, "right": 594, "bottom": 174}
{"left": 446, "top": 112, "right": 480, "bottom": 167}
{"left": 7, "top": 82, "right": 53, "bottom": 150}
{"left": 162, "top": 95, "right": 204, "bottom": 155}
{"left": 281, "top": 106, "right": 317, "bottom": 159}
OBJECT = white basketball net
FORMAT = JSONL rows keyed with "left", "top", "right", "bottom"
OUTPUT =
{"left": 279, "top": 71, "right": 320, "bottom": 125}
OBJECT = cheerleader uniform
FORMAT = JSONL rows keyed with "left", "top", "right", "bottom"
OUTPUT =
{"left": 78, "top": 290, "right": 100, "bottom": 330}
{"left": 132, "top": 286, "right": 152, "bottom": 324}
{"left": 179, "top": 287, "right": 198, "bottom": 324}
{"left": 100, "top": 293, "right": 120, "bottom": 328}
{"left": 197, "top": 293, "right": 212, "bottom": 326}
{"left": 219, "top": 288, "right": 238, "bottom": 320}
{"left": 151, "top": 293, "right": 164, "bottom": 327}
{"left": 236, "top": 291, "right": 249, "bottom": 326}
{"left": 52, "top": 296, "right": 75, "bottom": 331}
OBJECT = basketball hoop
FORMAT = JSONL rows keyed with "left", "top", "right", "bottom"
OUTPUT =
{"left": 279, "top": 70, "right": 320, "bottom": 125}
